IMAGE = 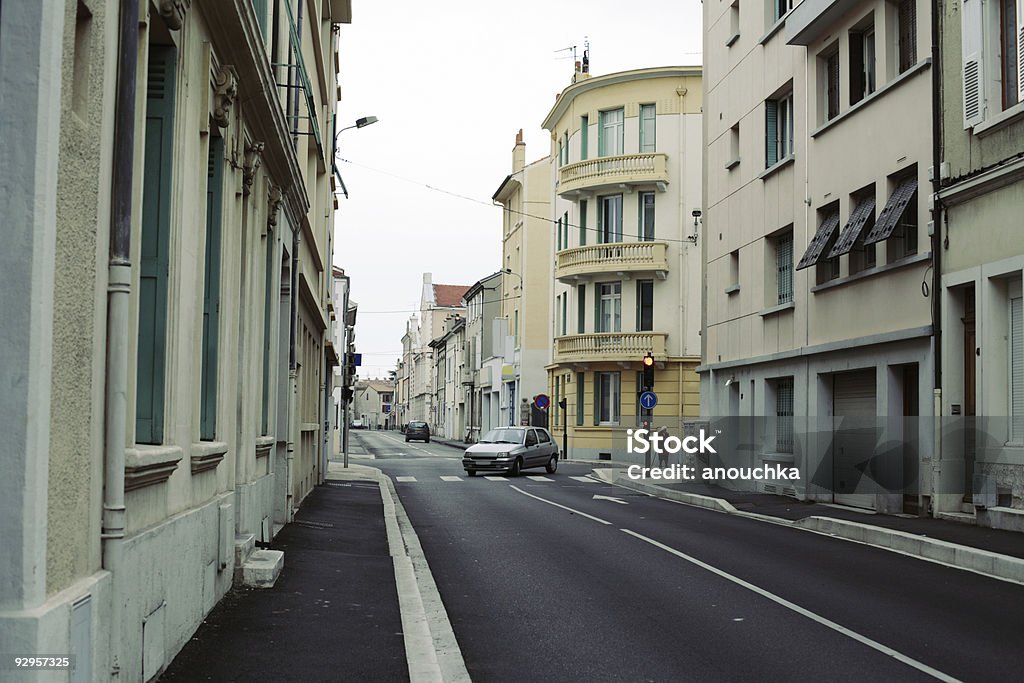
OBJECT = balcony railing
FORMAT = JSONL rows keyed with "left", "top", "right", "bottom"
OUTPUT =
{"left": 558, "top": 153, "right": 669, "bottom": 196}
{"left": 554, "top": 332, "right": 667, "bottom": 364}
{"left": 555, "top": 241, "right": 669, "bottom": 281}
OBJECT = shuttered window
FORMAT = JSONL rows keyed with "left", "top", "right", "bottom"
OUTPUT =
{"left": 636, "top": 280, "right": 654, "bottom": 331}
{"left": 775, "top": 377, "right": 794, "bottom": 453}
{"left": 137, "top": 45, "right": 177, "bottom": 445}
{"left": 962, "top": 0, "right": 986, "bottom": 127}
{"left": 796, "top": 209, "right": 840, "bottom": 270}
{"left": 580, "top": 115, "right": 589, "bottom": 161}
{"left": 576, "top": 372, "right": 585, "bottom": 426}
{"left": 577, "top": 284, "right": 586, "bottom": 334}
{"left": 579, "top": 200, "right": 588, "bottom": 246}
{"left": 898, "top": 0, "right": 917, "bottom": 73}
{"left": 775, "top": 233, "right": 793, "bottom": 304}
{"left": 999, "top": 0, "right": 1022, "bottom": 108}
{"left": 640, "top": 104, "right": 656, "bottom": 153}
{"left": 765, "top": 99, "right": 778, "bottom": 167}
{"left": 639, "top": 192, "right": 655, "bottom": 240}
{"left": 200, "top": 136, "right": 225, "bottom": 441}
{"left": 1011, "top": 295, "right": 1024, "bottom": 443}
{"left": 596, "top": 372, "right": 621, "bottom": 425}
{"left": 825, "top": 50, "right": 840, "bottom": 120}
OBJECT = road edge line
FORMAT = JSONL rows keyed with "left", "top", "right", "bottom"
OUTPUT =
{"left": 379, "top": 472, "right": 471, "bottom": 683}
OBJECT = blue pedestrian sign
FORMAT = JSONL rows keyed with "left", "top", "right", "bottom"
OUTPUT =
{"left": 639, "top": 391, "right": 658, "bottom": 410}
{"left": 534, "top": 394, "right": 550, "bottom": 410}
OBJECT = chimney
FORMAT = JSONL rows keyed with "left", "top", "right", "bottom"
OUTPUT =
{"left": 512, "top": 129, "right": 525, "bottom": 173}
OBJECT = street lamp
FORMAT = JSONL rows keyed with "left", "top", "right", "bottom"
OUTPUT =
{"left": 332, "top": 116, "right": 378, "bottom": 199}
{"left": 503, "top": 267, "right": 523, "bottom": 290}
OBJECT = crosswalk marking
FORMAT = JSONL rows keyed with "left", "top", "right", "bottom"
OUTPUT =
{"left": 395, "top": 476, "right": 417, "bottom": 482}
{"left": 526, "top": 475, "right": 553, "bottom": 482}
{"left": 569, "top": 476, "right": 600, "bottom": 484}
{"left": 484, "top": 476, "right": 505, "bottom": 481}
{"left": 439, "top": 475, "right": 463, "bottom": 482}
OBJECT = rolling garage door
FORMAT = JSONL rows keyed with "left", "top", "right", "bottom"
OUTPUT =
{"left": 833, "top": 369, "right": 877, "bottom": 508}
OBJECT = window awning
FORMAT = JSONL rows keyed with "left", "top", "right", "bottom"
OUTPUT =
{"left": 864, "top": 178, "right": 918, "bottom": 245}
{"left": 796, "top": 210, "right": 840, "bottom": 270}
{"left": 828, "top": 197, "right": 876, "bottom": 258}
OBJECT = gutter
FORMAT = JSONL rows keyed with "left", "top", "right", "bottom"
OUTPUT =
{"left": 930, "top": 0, "right": 943, "bottom": 513}
{"left": 102, "top": 0, "right": 139, "bottom": 677}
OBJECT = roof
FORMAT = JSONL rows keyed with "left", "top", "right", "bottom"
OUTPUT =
{"left": 433, "top": 284, "right": 471, "bottom": 308}
{"left": 463, "top": 271, "right": 503, "bottom": 303}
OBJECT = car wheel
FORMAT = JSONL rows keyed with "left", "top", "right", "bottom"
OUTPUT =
{"left": 405, "top": 438, "right": 410, "bottom": 442}
{"left": 466, "top": 470, "right": 476, "bottom": 477}
{"left": 545, "top": 455, "right": 558, "bottom": 474}
{"left": 425, "top": 437, "right": 430, "bottom": 443}
{"left": 509, "top": 457, "right": 522, "bottom": 477}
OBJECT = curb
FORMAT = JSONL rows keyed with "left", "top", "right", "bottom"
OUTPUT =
{"left": 599, "top": 469, "right": 1024, "bottom": 585}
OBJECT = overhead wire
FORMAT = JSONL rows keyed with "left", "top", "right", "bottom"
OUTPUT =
{"left": 336, "top": 157, "right": 701, "bottom": 246}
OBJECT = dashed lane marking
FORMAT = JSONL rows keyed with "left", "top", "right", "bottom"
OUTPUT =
{"left": 439, "top": 476, "right": 463, "bottom": 482}
{"left": 526, "top": 475, "right": 553, "bottom": 482}
{"left": 569, "top": 476, "right": 601, "bottom": 484}
{"left": 484, "top": 476, "right": 505, "bottom": 481}
{"left": 395, "top": 476, "right": 417, "bottom": 482}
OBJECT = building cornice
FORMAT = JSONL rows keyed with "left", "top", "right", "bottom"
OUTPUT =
{"left": 541, "top": 66, "right": 702, "bottom": 131}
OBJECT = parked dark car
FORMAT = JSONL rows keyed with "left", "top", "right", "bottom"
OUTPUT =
{"left": 405, "top": 420, "right": 430, "bottom": 443}
{"left": 462, "top": 427, "right": 558, "bottom": 476}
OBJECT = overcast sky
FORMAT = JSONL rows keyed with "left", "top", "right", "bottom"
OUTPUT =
{"left": 332, "top": 0, "right": 703, "bottom": 378}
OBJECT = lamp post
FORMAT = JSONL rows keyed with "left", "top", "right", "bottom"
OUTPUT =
{"left": 333, "top": 115, "right": 378, "bottom": 199}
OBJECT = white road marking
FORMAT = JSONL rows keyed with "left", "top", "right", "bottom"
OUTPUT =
{"left": 509, "top": 486, "right": 612, "bottom": 525}
{"left": 593, "top": 494, "right": 628, "bottom": 505}
{"left": 395, "top": 476, "right": 417, "bottom": 482}
{"left": 620, "top": 529, "right": 959, "bottom": 683}
{"left": 569, "top": 476, "right": 600, "bottom": 484}
{"left": 484, "top": 476, "right": 505, "bottom": 481}
{"left": 526, "top": 475, "right": 553, "bottom": 482}
{"left": 439, "top": 476, "right": 463, "bottom": 482}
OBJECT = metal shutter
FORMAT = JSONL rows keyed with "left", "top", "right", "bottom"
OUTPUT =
{"left": 796, "top": 210, "right": 840, "bottom": 270}
{"left": 864, "top": 178, "right": 917, "bottom": 245}
{"left": 829, "top": 197, "right": 876, "bottom": 257}
{"left": 833, "top": 370, "right": 877, "bottom": 416}
{"left": 1012, "top": 296, "right": 1024, "bottom": 442}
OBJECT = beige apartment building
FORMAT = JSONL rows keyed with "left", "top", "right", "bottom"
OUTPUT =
{"left": 542, "top": 64, "right": 704, "bottom": 460}
{"left": 493, "top": 134, "right": 553, "bottom": 427}
{"left": 702, "top": 0, "right": 934, "bottom": 512}
{"left": 935, "top": 0, "right": 1024, "bottom": 530}
{"left": 0, "top": 0, "right": 349, "bottom": 679}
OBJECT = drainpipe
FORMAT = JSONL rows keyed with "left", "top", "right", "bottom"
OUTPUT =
{"left": 103, "top": 0, "right": 139, "bottom": 678}
{"left": 930, "top": 0, "right": 943, "bottom": 514}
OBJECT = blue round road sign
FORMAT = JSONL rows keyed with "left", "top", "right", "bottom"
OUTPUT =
{"left": 639, "top": 391, "right": 658, "bottom": 410}
{"left": 534, "top": 394, "right": 550, "bottom": 410}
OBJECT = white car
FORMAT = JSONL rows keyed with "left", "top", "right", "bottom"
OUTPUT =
{"left": 462, "top": 427, "right": 559, "bottom": 477}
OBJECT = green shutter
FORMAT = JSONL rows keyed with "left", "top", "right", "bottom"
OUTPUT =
{"left": 593, "top": 373, "right": 600, "bottom": 425}
{"left": 200, "top": 136, "right": 224, "bottom": 441}
{"left": 765, "top": 99, "right": 779, "bottom": 167}
{"left": 579, "top": 200, "right": 587, "bottom": 246}
{"left": 261, "top": 229, "right": 274, "bottom": 435}
{"left": 252, "top": 0, "right": 268, "bottom": 41}
{"left": 580, "top": 115, "right": 588, "bottom": 161}
{"left": 576, "top": 372, "right": 585, "bottom": 426}
{"left": 593, "top": 282, "right": 601, "bottom": 332}
{"left": 596, "top": 200, "right": 603, "bottom": 244}
{"left": 137, "top": 45, "right": 177, "bottom": 445}
{"left": 561, "top": 294, "right": 567, "bottom": 335}
{"left": 577, "top": 284, "right": 586, "bottom": 334}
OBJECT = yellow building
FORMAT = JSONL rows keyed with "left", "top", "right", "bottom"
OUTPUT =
{"left": 541, "top": 65, "right": 704, "bottom": 460}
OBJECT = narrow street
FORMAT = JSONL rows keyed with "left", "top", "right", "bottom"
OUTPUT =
{"left": 354, "top": 430, "right": 1024, "bottom": 682}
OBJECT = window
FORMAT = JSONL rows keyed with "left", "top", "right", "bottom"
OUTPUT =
{"left": 769, "top": 0, "right": 793, "bottom": 24}
{"left": 850, "top": 21, "right": 876, "bottom": 105}
{"left": 137, "top": 45, "right": 178, "bottom": 445}
{"left": 597, "top": 282, "right": 622, "bottom": 333}
{"left": 564, "top": 131, "right": 570, "bottom": 164}
{"left": 201, "top": 136, "right": 225, "bottom": 441}
{"left": 897, "top": 0, "right": 917, "bottom": 74}
{"left": 728, "top": 2, "right": 741, "bottom": 46}
{"left": 773, "top": 377, "right": 794, "bottom": 453}
{"left": 580, "top": 115, "right": 589, "bottom": 160}
{"left": 640, "top": 104, "right": 656, "bottom": 152}
{"left": 636, "top": 280, "right": 654, "bottom": 331}
{"left": 577, "top": 284, "right": 586, "bottom": 333}
{"left": 579, "top": 200, "right": 588, "bottom": 246}
{"left": 727, "top": 123, "right": 740, "bottom": 168}
{"left": 595, "top": 372, "right": 621, "bottom": 425}
{"left": 558, "top": 139, "right": 563, "bottom": 168}
{"left": 599, "top": 194, "right": 623, "bottom": 243}
{"left": 774, "top": 232, "right": 793, "bottom": 304}
{"left": 526, "top": 429, "right": 538, "bottom": 446}
{"left": 576, "top": 372, "right": 585, "bottom": 425}
{"left": 765, "top": 90, "right": 793, "bottom": 167}
{"left": 561, "top": 293, "right": 567, "bottom": 336}
{"left": 639, "top": 192, "right": 655, "bottom": 240}
{"left": 819, "top": 47, "right": 840, "bottom": 122}
{"left": 962, "top": 0, "right": 1023, "bottom": 126}
{"left": 598, "top": 108, "right": 624, "bottom": 156}
{"left": 564, "top": 211, "right": 570, "bottom": 249}
{"left": 556, "top": 216, "right": 563, "bottom": 251}
{"left": 729, "top": 250, "right": 740, "bottom": 288}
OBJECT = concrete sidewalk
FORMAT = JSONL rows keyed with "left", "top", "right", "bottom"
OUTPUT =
{"left": 161, "top": 465, "right": 408, "bottom": 682}
{"left": 595, "top": 468, "right": 1024, "bottom": 584}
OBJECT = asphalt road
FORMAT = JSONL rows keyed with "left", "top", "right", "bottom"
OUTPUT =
{"left": 354, "top": 430, "right": 1024, "bottom": 682}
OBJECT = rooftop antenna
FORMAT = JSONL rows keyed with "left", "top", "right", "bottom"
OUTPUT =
{"left": 582, "top": 36, "right": 589, "bottom": 73}
{"left": 554, "top": 44, "right": 577, "bottom": 62}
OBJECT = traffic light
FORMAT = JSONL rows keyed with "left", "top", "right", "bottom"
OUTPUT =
{"left": 642, "top": 353, "right": 655, "bottom": 391}
{"left": 557, "top": 398, "right": 567, "bottom": 409}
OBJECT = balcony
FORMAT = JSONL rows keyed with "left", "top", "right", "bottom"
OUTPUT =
{"left": 554, "top": 332, "right": 667, "bottom": 364}
{"left": 555, "top": 241, "right": 669, "bottom": 282}
{"left": 557, "top": 153, "right": 670, "bottom": 197}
